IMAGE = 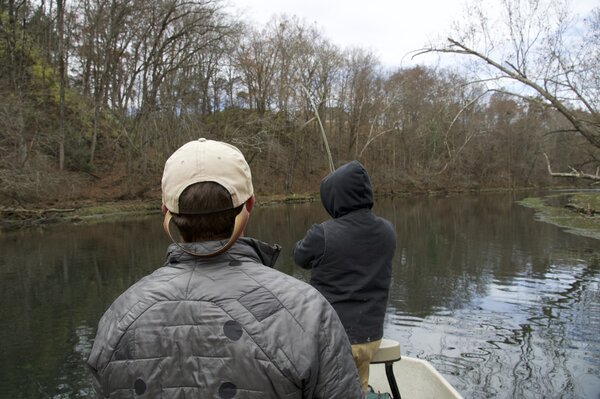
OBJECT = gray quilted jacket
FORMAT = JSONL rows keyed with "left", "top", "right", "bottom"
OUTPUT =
{"left": 87, "top": 237, "right": 363, "bottom": 398}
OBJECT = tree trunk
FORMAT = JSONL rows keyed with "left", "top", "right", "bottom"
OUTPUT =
{"left": 90, "top": 103, "right": 99, "bottom": 165}
{"left": 57, "top": 0, "right": 66, "bottom": 171}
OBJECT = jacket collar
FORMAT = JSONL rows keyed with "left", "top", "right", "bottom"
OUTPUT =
{"left": 165, "top": 237, "right": 281, "bottom": 268}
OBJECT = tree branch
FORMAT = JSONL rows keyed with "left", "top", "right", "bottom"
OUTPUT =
{"left": 436, "top": 38, "right": 600, "bottom": 149}
{"left": 543, "top": 153, "right": 600, "bottom": 181}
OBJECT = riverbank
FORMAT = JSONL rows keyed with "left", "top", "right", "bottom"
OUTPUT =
{"left": 517, "top": 191, "right": 600, "bottom": 240}
{"left": 2, "top": 190, "right": 599, "bottom": 240}
{"left": 0, "top": 201, "right": 159, "bottom": 231}
{"left": 0, "top": 193, "right": 320, "bottom": 232}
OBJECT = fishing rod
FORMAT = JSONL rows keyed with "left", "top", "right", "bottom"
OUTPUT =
{"left": 301, "top": 85, "right": 335, "bottom": 173}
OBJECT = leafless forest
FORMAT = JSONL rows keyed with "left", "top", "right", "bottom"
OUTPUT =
{"left": 1, "top": 0, "right": 598, "bottom": 207}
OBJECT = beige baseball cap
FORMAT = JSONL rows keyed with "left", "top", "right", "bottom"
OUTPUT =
{"left": 161, "top": 138, "right": 253, "bottom": 214}
{"left": 161, "top": 138, "right": 253, "bottom": 257}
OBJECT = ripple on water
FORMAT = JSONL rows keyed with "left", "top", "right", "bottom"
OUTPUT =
{"left": 383, "top": 258, "right": 600, "bottom": 399}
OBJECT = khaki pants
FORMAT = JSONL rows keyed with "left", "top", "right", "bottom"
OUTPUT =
{"left": 351, "top": 339, "right": 382, "bottom": 392}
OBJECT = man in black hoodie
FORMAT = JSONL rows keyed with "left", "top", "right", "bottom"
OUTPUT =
{"left": 293, "top": 160, "right": 397, "bottom": 393}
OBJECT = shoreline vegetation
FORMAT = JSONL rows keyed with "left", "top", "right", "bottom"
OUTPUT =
{"left": 2, "top": 189, "right": 599, "bottom": 241}
{"left": 0, "top": 193, "right": 319, "bottom": 231}
{"left": 517, "top": 191, "right": 600, "bottom": 241}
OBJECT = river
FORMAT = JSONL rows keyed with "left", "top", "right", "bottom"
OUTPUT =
{"left": 0, "top": 192, "right": 598, "bottom": 398}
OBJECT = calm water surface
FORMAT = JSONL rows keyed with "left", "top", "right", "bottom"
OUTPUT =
{"left": 0, "top": 193, "right": 599, "bottom": 398}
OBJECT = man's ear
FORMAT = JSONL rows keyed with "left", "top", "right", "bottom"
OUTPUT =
{"left": 161, "top": 204, "right": 168, "bottom": 215}
{"left": 245, "top": 195, "right": 255, "bottom": 213}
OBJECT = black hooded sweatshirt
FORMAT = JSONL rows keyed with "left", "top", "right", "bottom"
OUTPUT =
{"left": 293, "top": 161, "right": 396, "bottom": 344}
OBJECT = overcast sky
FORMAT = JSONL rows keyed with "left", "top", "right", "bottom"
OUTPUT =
{"left": 225, "top": 0, "right": 598, "bottom": 69}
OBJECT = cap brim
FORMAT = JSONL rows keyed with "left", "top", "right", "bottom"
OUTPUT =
{"left": 162, "top": 206, "right": 249, "bottom": 257}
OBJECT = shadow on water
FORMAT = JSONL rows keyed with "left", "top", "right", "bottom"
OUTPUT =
{"left": 0, "top": 192, "right": 598, "bottom": 398}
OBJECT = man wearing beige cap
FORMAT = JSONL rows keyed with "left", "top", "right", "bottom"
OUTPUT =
{"left": 87, "top": 139, "right": 363, "bottom": 398}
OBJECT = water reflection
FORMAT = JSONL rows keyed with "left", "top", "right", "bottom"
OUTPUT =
{"left": 0, "top": 193, "right": 599, "bottom": 398}
{"left": 0, "top": 218, "right": 168, "bottom": 398}
{"left": 373, "top": 194, "right": 600, "bottom": 398}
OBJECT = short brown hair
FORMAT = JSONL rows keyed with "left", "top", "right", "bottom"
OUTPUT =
{"left": 171, "top": 182, "right": 243, "bottom": 242}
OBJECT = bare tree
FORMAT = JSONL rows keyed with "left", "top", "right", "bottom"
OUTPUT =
{"left": 335, "top": 48, "right": 380, "bottom": 159}
{"left": 56, "top": 0, "right": 66, "bottom": 170}
{"left": 419, "top": 0, "right": 600, "bottom": 181}
{"left": 234, "top": 24, "right": 279, "bottom": 115}
{"left": 75, "top": 0, "right": 141, "bottom": 165}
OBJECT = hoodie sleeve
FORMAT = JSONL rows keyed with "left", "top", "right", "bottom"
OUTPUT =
{"left": 293, "top": 224, "right": 325, "bottom": 269}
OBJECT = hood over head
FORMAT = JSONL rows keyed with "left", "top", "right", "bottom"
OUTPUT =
{"left": 320, "top": 160, "right": 373, "bottom": 218}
